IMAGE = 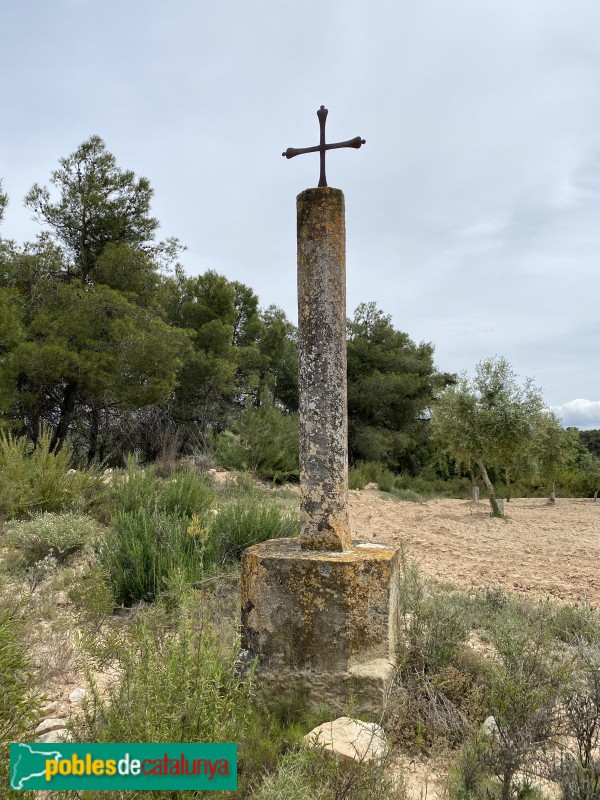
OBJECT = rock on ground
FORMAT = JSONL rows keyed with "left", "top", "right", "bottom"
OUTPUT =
{"left": 304, "top": 717, "right": 387, "bottom": 764}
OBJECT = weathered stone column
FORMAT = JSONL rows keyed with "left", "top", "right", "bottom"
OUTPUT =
{"left": 240, "top": 107, "right": 400, "bottom": 715}
{"left": 297, "top": 187, "right": 350, "bottom": 552}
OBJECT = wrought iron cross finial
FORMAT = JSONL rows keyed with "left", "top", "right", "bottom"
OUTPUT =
{"left": 282, "top": 105, "right": 366, "bottom": 188}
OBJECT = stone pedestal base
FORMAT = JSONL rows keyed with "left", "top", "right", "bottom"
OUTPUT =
{"left": 240, "top": 538, "right": 401, "bottom": 716}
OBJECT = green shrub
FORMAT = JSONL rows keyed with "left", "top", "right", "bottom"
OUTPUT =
{"left": 205, "top": 500, "right": 299, "bottom": 567}
{"left": 0, "top": 606, "right": 42, "bottom": 794}
{"left": 211, "top": 470, "right": 261, "bottom": 501}
{"left": 548, "top": 602, "right": 600, "bottom": 646}
{"left": 215, "top": 404, "right": 299, "bottom": 483}
{"left": 447, "top": 733, "right": 494, "bottom": 800}
{"left": 553, "top": 644, "right": 600, "bottom": 800}
{"left": 348, "top": 463, "right": 369, "bottom": 490}
{"left": 158, "top": 467, "right": 215, "bottom": 516}
{"left": 8, "top": 512, "right": 99, "bottom": 566}
{"left": 98, "top": 510, "right": 205, "bottom": 605}
{"left": 252, "top": 745, "right": 405, "bottom": 800}
{"left": 482, "top": 620, "right": 568, "bottom": 800}
{"left": 72, "top": 611, "right": 255, "bottom": 800}
{"left": 393, "top": 471, "right": 469, "bottom": 499}
{"left": 396, "top": 557, "right": 469, "bottom": 675}
{"left": 110, "top": 458, "right": 214, "bottom": 517}
{"left": 0, "top": 430, "right": 99, "bottom": 519}
{"left": 388, "top": 487, "right": 426, "bottom": 503}
{"left": 68, "top": 565, "right": 117, "bottom": 629}
{"left": 252, "top": 748, "right": 332, "bottom": 800}
{"left": 348, "top": 461, "right": 397, "bottom": 492}
{"left": 387, "top": 557, "right": 472, "bottom": 749}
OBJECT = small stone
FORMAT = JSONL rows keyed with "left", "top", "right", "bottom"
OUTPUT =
{"left": 39, "top": 729, "right": 72, "bottom": 743}
{"left": 482, "top": 715, "right": 499, "bottom": 737}
{"left": 54, "top": 591, "right": 69, "bottom": 605}
{"left": 35, "top": 717, "right": 67, "bottom": 736}
{"left": 69, "top": 687, "right": 87, "bottom": 703}
{"left": 304, "top": 717, "right": 387, "bottom": 764}
{"left": 40, "top": 701, "right": 60, "bottom": 715}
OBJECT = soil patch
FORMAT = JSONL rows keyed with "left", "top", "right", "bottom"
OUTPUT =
{"left": 350, "top": 493, "right": 600, "bottom": 607}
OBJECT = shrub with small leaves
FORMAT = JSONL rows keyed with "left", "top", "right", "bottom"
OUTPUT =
{"left": 215, "top": 404, "right": 299, "bottom": 483}
{"left": 9, "top": 512, "right": 99, "bottom": 566}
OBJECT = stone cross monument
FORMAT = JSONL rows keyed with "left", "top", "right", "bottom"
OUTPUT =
{"left": 284, "top": 106, "right": 365, "bottom": 552}
{"left": 240, "top": 107, "right": 400, "bottom": 715}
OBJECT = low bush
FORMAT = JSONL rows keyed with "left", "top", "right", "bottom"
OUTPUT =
{"left": 205, "top": 501, "right": 299, "bottom": 567}
{"left": 98, "top": 510, "right": 204, "bottom": 605}
{"left": 552, "top": 644, "right": 600, "bottom": 800}
{"left": 0, "top": 430, "right": 99, "bottom": 520}
{"left": 8, "top": 512, "right": 99, "bottom": 566}
{"left": 386, "top": 557, "right": 473, "bottom": 750}
{"left": 71, "top": 606, "right": 322, "bottom": 799}
{"left": 388, "top": 487, "right": 426, "bottom": 503}
{"left": 110, "top": 458, "right": 214, "bottom": 517}
{"left": 396, "top": 557, "right": 469, "bottom": 676}
{"left": 252, "top": 745, "right": 406, "bottom": 800}
{"left": 78, "top": 610, "right": 252, "bottom": 745}
{"left": 0, "top": 606, "right": 42, "bottom": 793}
{"left": 348, "top": 461, "right": 397, "bottom": 492}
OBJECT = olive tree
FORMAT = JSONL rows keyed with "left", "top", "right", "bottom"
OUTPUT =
{"left": 535, "top": 413, "right": 579, "bottom": 503}
{"left": 431, "top": 357, "right": 545, "bottom": 516}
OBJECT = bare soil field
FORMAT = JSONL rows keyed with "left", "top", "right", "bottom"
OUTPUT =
{"left": 349, "top": 492, "right": 600, "bottom": 607}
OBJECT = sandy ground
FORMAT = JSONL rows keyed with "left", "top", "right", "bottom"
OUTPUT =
{"left": 349, "top": 492, "right": 600, "bottom": 608}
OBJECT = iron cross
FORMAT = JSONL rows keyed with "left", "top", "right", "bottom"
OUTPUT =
{"left": 282, "top": 106, "right": 366, "bottom": 188}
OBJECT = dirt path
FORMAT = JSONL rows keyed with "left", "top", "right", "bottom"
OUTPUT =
{"left": 349, "top": 493, "right": 600, "bottom": 607}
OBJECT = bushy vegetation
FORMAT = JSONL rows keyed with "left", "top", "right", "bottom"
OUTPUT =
{"left": 215, "top": 403, "right": 299, "bottom": 483}
{"left": 205, "top": 500, "right": 298, "bottom": 566}
{"left": 0, "top": 606, "right": 42, "bottom": 795}
{"left": 98, "top": 509, "right": 204, "bottom": 605}
{"left": 386, "top": 558, "right": 600, "bottom": 800}
{"left": 98, "top": 467, "right": 298, "bottom": 606}
{"left": 0, "top": 431, "right": 99, "bottom": 520}
{"left": 7, "top": 512, "right": 99, "bottom": 566}
{"left": 110, "top": 458, "right": 215, "bottom": 517}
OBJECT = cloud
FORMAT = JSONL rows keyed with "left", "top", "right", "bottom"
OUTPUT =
{"left": 551, "top": 399, "right": 600, "bottom": 429}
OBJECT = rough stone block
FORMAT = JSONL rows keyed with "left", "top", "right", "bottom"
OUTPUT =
{"left": 240, "top": 538, "right": 400, "bottom": 714}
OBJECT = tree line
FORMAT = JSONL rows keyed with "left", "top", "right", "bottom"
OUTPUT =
{"left": 0, "top": 137, "right": 447, "bottom": 472}
{"left": 1, "top": 137, "right": 598, "bottom": 503}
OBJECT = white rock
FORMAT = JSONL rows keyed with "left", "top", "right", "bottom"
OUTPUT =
{"left": 69, "top": 687, "right": 87, "bottom": 703}
{"left": 304, "top": 717, "right": 387, "bottom": 764}
{"left": 482, "top": 715, "right": 499, "bottom": 737}
{"left": 39, "top": 729, "right": 72, "bottom": 743}
{"left": 35, "top": 717, "right": 67, "bottom": 735}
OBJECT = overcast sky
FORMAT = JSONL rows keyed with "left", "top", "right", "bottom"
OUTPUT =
{"left": 1, "top": 0, "right": 599, "bottom": 428}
